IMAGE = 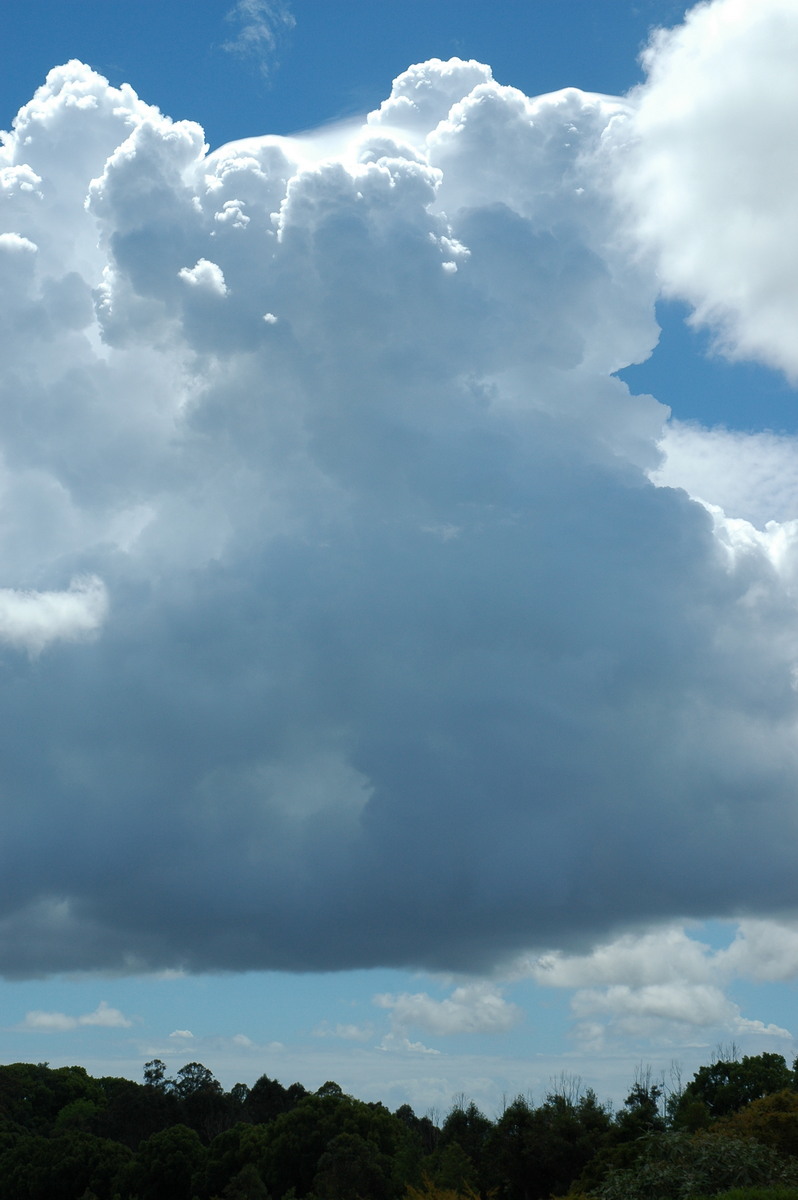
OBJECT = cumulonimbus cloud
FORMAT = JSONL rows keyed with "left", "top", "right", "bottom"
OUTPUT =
{"left": 1, "top": 0, "right": 798, "bottom": 981}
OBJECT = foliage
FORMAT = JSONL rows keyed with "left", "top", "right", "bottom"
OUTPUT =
{"left": 487, "top": 1086, "right": 613, "bottom": 1200}
{"left": 405, "top": 1178, "right": 483, "bottom": 1200}
{"left": 259, "top": 1087, "right": 405, "bottom": 1199}
{"left": 670, "top": 1055, "right": 796, "bottom": 1127}
{"left": 0, "top": 1130, "right": 132, "bottom": 1200}
{"left": 688, "top": 1190, "right": 798, "bottom": 1200}
{"left": 313, "top": 1129, "right": 395, "bottom": 1200}
{"left": 120, "top": 1122, "right": 207, "bottom": 1200}
{"left": 714, "top": 1090, "right": 798, "bottom": 1159}
{"left": 0, "top": 1063, "right": 102, "bottom": 1134}
{"left": 597, "top": 1131, "right": 798, "bottom": 1200}
{"left": 0, "top": 1054, "right": 797, "bottom": 1200}
{"left": 220, "top": 1160, "right": 270, "bottom": 1199}
{"left": 616, "top": 1077, "right": 667, "bottom": 1140}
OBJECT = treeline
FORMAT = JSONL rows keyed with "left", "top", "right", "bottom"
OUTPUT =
{"left": 4, "top": 1051, "right": 798, "bottom": 1199}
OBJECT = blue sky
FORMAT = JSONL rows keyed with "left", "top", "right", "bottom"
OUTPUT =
{"left": 1, "top": 2, "right": 686, "bottom": 146}
{"left": 2, "top": 0, "right": 798, "bottom": 1115}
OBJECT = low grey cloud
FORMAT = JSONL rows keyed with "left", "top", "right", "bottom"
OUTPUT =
{"left": 1, "top": 3, "right": 798, "bottom": 981}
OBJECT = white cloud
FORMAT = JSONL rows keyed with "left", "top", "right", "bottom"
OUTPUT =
{"left": 652, "top": 421, "right": 798, "bottom": 527}
{"left": 522, "top": 921, "right": 798, "bottom": 1049}
{"left": 378, "top": 1032, "right": 441, "bottom": 1056}
{"left": 376, "top": 984, "right": 522, "bottom": 1037}
{"left": 21, "top": 1001, "right": 132, "bottom": 1032}
{"left": 717, "top": 918, "right": 798, "bottom": 982}
{"left": 571, "top": 980, "right": 791, "bottom": 1046}
{"left": 3, "top": 44, "right": 798, "bottom": 982}
{"left": 529, "top": 927, "right": 715, "bottom": 990}
{"left": 621, "top": 0, "right": 798, "bottom": 378}
{"left": 0, "top": 232, "right": 37, "bottom": 255}
{"left": 178, "top": 258, "right": 229, "bottom": 296}
{"left": 0, "top": 575, "right": 108, "bottom": 654}
{"left": 368, "top": 58, "right": 494, "bottom": 135}
{"left": 572, "top": 981, "right": 737, "bottom": 1029}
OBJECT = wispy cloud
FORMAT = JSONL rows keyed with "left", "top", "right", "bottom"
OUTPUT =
{"left": 222, "top": 1, "right": 295, "bottom": 78}
{"left": 314, "top": 1021, "right": 376, "bottom": 1043}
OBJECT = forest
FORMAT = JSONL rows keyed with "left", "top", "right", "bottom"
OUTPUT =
{"left": 3, "top": 1051, "right": 798, "bottom": 1200}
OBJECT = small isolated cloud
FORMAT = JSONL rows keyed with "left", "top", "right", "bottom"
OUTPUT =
{"left": 21, "top": 1001, "right": 132, "bottom": 1032}
{"left": 178, "top": 258, "right": 229, "bottom": 296}
{"left": 141, "top": 1032, "right": 282, "bottom": 1064}
{"left": 376, "top": 984, "right": 522, "bottom": 1037}
{"left": 223, "top": 1, "right": 295, "bottom": 78}
{"left": 378, "top": 1032, "right": 441, "bottom": 1056}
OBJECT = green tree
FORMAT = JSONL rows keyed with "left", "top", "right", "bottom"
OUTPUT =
{"left": 486, "top": 1095, "right": 534, "bottom": 1200}
{"left": 671, "top": 1054, "right": 794, "bottom": 1126}
{"left": 123, "top": 1123, "right": 207, "bottom": 1200}
{"left": 95, "top": 1074, "right": 179, "bottom": 1147}
{"left": 0, "top": 1063, "right": 102, "bottom": 1135}
{"left": 0, "top": 1130, "right": 131, "bottom": 1200}
{"left": 405, "top": 1179, "right": 482, "bottom": 1200}
{"left": 598, "top": 1130, "right": 798, "bottom": 1200}
{"left": 615, "top": 1076, "right": 666, "bottom": 1141}
{"left": 313, "top": 1129, "right": 394, "bottom": 1200}
{"left": 488, "top": 1088, "right": 612, "bottom": 1200}
{"left": 259, "top": 1088, "right": 405, "bottom": 1198}
{"left": 205, "top": 1122, "right": 273, "bottom": 1197}
{"left": 174, "top": 1062, "right": 232, "bottom": 1141}
{"left": 222, "top": 1160, "right": 271, "bottom": 1199}
{"left": 143, "top": 1059, "right": 170, "bottom": 1090}
{"left": 439, "top": 1100, "right": 492, "bottom": 1188}
{"left": 175, "top": 1061, "right": 222, "bottom": 1098}
{"left": 245, "top": 1075, "right": 291, "bottom": 1125}
{"left": 426, "top": 1141, "right": 478, "bottom": 1194}
{"left": 716, "top": 1089, "right": 798, "bottom": 1159}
